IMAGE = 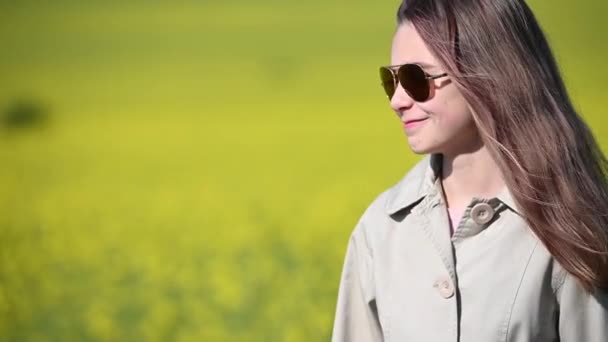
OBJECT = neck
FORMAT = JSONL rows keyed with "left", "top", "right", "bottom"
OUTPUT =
{"left": 440, "top": 144, "right": 505, "bottom": 209}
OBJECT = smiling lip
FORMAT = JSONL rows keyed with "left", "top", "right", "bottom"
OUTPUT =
{"left": 404, "top": 118, "right": 428, "bottom": 127}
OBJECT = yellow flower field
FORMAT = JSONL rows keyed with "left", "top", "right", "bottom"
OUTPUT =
{"left": 0, "top": 1, "right": 606, "bottom": 340}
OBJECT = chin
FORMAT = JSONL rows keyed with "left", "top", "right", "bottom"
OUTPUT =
{"left": 408, "top": 143, "right": 439, "bottom": 155}
{"left": 407, "top": 137, "right": 444, "bottom": 155}
{"left": 408, "top": 148, "right": 428, "bottom": 155}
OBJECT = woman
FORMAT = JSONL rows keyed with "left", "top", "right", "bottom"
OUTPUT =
{"left": 331, "top": 0, "right": 608, "bottom": 341}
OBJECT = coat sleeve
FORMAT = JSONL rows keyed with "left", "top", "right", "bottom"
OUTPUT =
{"left": 556, "top": 272, "right": 608, "bottom": 341}
{"left": 331, "top": 223, "right": 384, "bottom": 342}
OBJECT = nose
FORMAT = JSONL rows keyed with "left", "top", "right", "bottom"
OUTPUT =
{"left": 390, "top": 82, "right": 415, "bottom": 119}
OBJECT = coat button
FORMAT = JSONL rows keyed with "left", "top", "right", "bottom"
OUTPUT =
{"left": 470, "top": 203, "right": 495, "bottom": 225}
{"left": 433, "top": 276, "right": 455, "bottom": 299}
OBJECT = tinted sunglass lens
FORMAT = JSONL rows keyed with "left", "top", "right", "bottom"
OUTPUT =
{"left": 398, "top": 64, "right": 429, "bottom": 101}
{"left": 380, "top": 67, "right": 396, "bottom": 98}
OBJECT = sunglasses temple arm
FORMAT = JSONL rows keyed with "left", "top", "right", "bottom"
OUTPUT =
{"left": 427, "top": 73, "right": 448, "bottom": 80}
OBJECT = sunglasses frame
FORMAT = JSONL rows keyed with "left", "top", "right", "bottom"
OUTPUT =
{"left": 379, "top": 63, "right": 448, "bottom": 101}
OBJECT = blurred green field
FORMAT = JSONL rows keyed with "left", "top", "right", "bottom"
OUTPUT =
{"left": 0, "top": 1, "right": 607, "bottom": 341}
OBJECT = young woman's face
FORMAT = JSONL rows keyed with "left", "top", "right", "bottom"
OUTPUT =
{"left": 390, "top": 22, "right": 480, "bottom": 155}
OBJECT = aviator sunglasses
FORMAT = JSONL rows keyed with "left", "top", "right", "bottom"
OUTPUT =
{"left": 379, "top": 63, "right": 448, "bottom": 101}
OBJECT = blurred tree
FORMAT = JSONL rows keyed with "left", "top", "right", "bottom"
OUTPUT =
{"left": 1, "top": 98, "right": 50, "bottom": 130}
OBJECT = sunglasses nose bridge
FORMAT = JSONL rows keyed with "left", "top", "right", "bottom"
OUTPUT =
{"left": 388, "top": 68, "right": 398, "bottom": 94}
{"left": 390, "top": 79, "right": 416, "bottom": 110}
{"left": 393, "top": 66, "right": 417, "bottom": 102}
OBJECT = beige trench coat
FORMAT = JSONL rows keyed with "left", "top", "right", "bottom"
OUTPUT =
{"left": 331, "top": 154, "right": 608, "bottom": 342}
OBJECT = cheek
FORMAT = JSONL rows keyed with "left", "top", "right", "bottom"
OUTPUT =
{"left": 436, "top": 109, "right": 473, "bottom": 129}
{"left": 424, "top": 92, "right": 474, "bottom": 129}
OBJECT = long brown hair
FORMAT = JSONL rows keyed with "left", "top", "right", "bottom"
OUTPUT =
{"left": 396, "top": 0, "right": 608, "bottom": 291}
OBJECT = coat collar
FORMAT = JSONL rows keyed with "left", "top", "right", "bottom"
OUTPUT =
{"left": 496, "top": 184, "right": 520, "bottom": 215}
{"left": 385, "top": 154, "right": 441, "bottom": 215}
{"left": 385, "top": 153, "right": 521, "bottom": 215}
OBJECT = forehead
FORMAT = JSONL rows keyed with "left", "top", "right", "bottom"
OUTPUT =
{"left": 390, "top": 22, "right": 438, "bottom": 67}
